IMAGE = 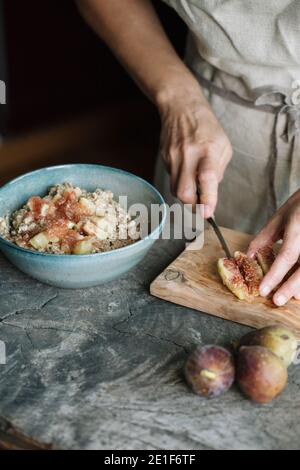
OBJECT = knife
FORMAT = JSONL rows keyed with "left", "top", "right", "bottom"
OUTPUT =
{"left": 207, "top": 217, "right": 233, "bottom": 259}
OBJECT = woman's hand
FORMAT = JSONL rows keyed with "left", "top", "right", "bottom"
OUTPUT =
{"left": 247, "top": 190, "right": 300, "bottom": 306}
{"left": 77, "top": 0, "right": 232, "bottom": 218}
{"left": 158, "top": 87, "right": 232, "bottom": 218}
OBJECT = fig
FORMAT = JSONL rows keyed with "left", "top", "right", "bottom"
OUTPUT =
{"left": 237, "top": 346, "right": 287, "bottom": 404}
{"left": 234, "top": 251, "right": 263, "bottom": 297}
{"left": 256, "top": 246, "right": 276, "bottom": 274}
{"left": 238, "top": 325, "right": 297, "bottom": 367}
{"left": 217, "top": 258, "right": 250, "bottom": 301}
{"left": 184, "top": 345, "right": 235, "bottom": 397}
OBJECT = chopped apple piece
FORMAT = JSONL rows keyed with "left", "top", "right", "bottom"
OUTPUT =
{"left": 29, "top": 231, "right": 60, "bottom": 250}
{"left": 217, "top": 258, "right": 250, "bottom": 301}
{"left": 83, "top": 220, "right": 108, "bottom": 240}
{"left": 234, "top": 251, "right": 263, "bottom": 297}
{"left": 95, "top": 206, "right": 106, "bottom": 217}
{"left": 67, "top": 221, "right": 76, "bottom": 229}
{"left": 256, "top": 246, "right": 276, "bottom": 274}
{"left": 91, "top": 216, "right": 116, "bottom": 237}
{"left": 72, "top": 238, "right": 94, "bottom": 255}
{"left": 29, "top": 232, "right": 50, "bottom": 250}
{"left": 40, "top": 203, "right": 50, "bottom": 217}
{"left": 79, "top": 197, "right": 96, "bottom": 216}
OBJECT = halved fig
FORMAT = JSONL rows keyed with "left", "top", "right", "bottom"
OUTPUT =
{"left": 217, "top": 258, "right": 250, "bottom": 301}
{"left": 234, "top": 251, "right": 263, "bottom": 297}
{"left": 256, "top": 246, "right": 276, "bottom": 274}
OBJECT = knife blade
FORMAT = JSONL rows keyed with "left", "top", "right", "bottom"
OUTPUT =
{"left": 207, "top": 217, "right": 232, "bottom": 259}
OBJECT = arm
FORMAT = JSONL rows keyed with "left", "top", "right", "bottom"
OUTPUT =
{"left": 77, "top": 0, "right": 232, "bottom": 217}
{"left": 77, "top": 0, "right": 200, "bottom": 104}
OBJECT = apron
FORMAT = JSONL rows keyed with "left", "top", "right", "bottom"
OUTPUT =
{"left": 155, "top": 0, "right": 300, "bottom": 234}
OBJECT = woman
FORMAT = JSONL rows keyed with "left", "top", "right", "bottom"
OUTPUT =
{"left": 77, "top": 0, "right": 300, "bottom": 306}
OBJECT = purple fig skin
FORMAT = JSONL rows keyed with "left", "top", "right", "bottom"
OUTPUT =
{"left": 237, "top": 346, "right": 288, "bottom": 404}
{"left": 184, "top": 345, "right": 235, "bottom": 398}
{"left": 237, "top": 325, "right": 297, "bottom": 367}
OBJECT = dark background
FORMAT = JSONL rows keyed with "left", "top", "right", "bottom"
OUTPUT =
{"left": 0, "top": 0, "right": 186, "bottom": 132}
{"left": 0, "top": 0, "right": 187, "bottom": 184}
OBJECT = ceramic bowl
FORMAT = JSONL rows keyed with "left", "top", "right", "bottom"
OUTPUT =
{"left": 0, "top": 164, "right": 166, "bottom": 288}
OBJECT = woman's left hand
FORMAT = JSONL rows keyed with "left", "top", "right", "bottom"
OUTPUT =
{"left": 247, "top": 190, "right": 300, "bottom": 306}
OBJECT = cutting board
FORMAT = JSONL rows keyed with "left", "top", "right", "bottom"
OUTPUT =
{"left": 150, "top": 227, "right": 300, "bottom": 339}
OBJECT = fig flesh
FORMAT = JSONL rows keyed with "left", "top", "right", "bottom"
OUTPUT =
{"left": 237, "top": 346, "right": 287, "bottom": 404}
{"left": 234, "top": 251, "right": 263, "bottom": 297}
{"left": 238, "top": 325, "right": 297, "bottom": 367}
{"left": 217, "top": 258, "right": 250, "bottom": 301}
{"left": 184, "top": 345, "right": 235, "bottom": 398}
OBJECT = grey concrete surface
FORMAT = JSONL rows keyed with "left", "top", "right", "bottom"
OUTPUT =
{"left": 0, "top": 238, "right": 299, "bottom": 450}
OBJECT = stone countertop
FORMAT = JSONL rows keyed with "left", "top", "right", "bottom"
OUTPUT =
{"left": 0, "top": 238, "right": 299, "bottom": 450}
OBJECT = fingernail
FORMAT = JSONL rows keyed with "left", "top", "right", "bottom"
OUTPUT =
{"left": 260, "top": 284, "right": 271, "bottom": 296}
{"left": 274, "top": 294, "right": 287, "bottom": 306}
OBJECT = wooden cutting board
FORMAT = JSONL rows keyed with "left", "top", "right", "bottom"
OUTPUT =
{"left": 150, "top": 227, "right": 300, "bottom": 339}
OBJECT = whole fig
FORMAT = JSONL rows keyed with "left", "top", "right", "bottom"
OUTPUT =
{"left": 238, "top": 325, "right": 297, "bottom": 367}
{"left": 184, "top": 345, "right": 235, "bottom": 398}
{"left": 237, "top": 346, "right": 287, "bottom": 404}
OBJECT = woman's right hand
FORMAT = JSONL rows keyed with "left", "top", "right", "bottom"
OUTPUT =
{"left": 158, "top": 87, "right": 232, "bottom": 218}
{"left": 77, "top": 0, "right": 232, "bottom": 218}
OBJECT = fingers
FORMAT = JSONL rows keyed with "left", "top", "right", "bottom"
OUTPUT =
{"left": 247, "top": 213, "right": 282, "bottom": 259}
{"left": 197, "top": 147, "right": 226, "bottom": 218}
{"left": 160, "top": 107, "right": 232, "bottom": 213}
{"left": 247, "top": 193, "right": 300, "bottom": 258}
{"left": 198, "top": 169, "right": 219, "bottom": 218}
{"left": 260, "top": 218, "right": 300, "bottom": 301}
{"left": 175, "top": 147, "right": 199, "bottom": 205}
{"left": 273, "top": 267, "right": 300, "bottom": 306}
{"left": 168, "top": 150, "right": 181, "bottom": 198}
{"left": 168, "top": 144, "right": 221, "bottom": 211}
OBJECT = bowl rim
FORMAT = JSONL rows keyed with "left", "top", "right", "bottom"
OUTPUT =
{"left": 0, "top": 164, "right": 167, "bottom": 258}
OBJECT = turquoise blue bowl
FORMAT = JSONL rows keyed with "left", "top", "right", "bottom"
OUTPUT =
{"left": 0, "top": 164, "right": 166, "bottom": 288}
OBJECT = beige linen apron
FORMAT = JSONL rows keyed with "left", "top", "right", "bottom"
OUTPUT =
{"left": 156, "top": 0, "right": 300, "bottom": 234}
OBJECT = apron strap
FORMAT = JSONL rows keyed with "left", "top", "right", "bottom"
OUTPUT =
{"left": 194, "top": 73, "right": 300, "bottom": 215}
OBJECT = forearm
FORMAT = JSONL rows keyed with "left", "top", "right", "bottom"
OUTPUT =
{"left": 77, "top": 0, "right": 231, "bottom": 218}
{"left": 76, "top": 0, "right": 204, "bottom": 107}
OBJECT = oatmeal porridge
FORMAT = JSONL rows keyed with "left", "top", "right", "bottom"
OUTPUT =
{"left": 0, "top": 183, "right": 139, "bottom": 254}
